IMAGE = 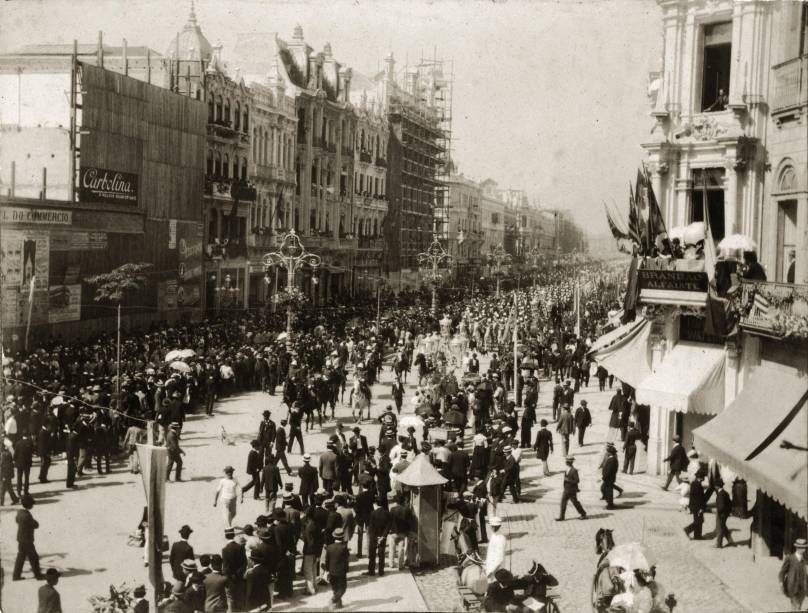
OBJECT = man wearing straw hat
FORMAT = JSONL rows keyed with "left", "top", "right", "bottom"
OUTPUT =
{"left": 780, "top": 538, "right": 808, "bottom": 610}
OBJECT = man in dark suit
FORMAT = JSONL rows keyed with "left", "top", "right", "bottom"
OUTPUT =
{"left": 274, "top": 420, "right": 292, "bottom": 475}
{"left": 37, "top": 568, "right": 61, "bottom": 613}
{"left": 573, "top": 401, "right": 591, "bottom": 447}
{"left": 354, "top": 483, "right": 374, "bottom": 558}
{"left": 364, "top": 497, "right": 391, "bottom": 576}
{"left": 261, "top": 454, "right": 283, "bottom": 514}
{"left": 165, "top": 424, "right": 184, "bottom": 482}
{"left": 298, "top": 454, "right": 319, "bottom": 508}
{"left": 13, "top": 494, "right": 43, "bottom": 580}
{"left": 714, "top": 479, "right": 735, "bottom": 548}
{"left": 241, "top": 440, "right": 263, "bottom": 500}
{"left": 222, "top": 526, "right": 247, "bottom": 611}
{"left": 448, "top": 441, "right": 471, "bottom": 494}
{"left": 37, "top": 424, "right": 52, "bottom": 483}
{"left": 203, "top": 555, "right": 229, "bottom": 613}
{"left": 13, "top": 433, "right": 34, "bottom": 496}
{"left": 349, "top": 426, "right": 369, "bottom": 483}
{"left": 65, "top": 424, "right": 79, "bottom": 489}
{"left": 131, "top": 583, "right": 149, "bottom": 613}
{"left": 684, "top": 477, "right": 706, "bottom": 540}
{"left": 601, "top": 444, "right": 619, "bottom": 509}
{"left": 533, "top": 420, "right": 553, "bottom": 477}
{"left": 662, "top": 435, "right": 689, "bottom": 490}
{"left": 272, "top": 508, "right": 297, "bottom": 598}
{"left": 555, "top": 456, "right": 587, "bottom": 521}
{"left": 623, "top": 422, "right": 641, "bottom": 474}
{"left": 551, "top": 377, "right": 563, "bottom": 421}
{"left": 325, "top": 527, "right": 350, "bottom": 609}
{"left": 169, "top": 525, "right": 195, "bottom": 581}
{"left": 258, "top": 411, "right": 276, "bottom": 456}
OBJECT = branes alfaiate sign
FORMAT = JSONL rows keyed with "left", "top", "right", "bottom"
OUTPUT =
{"left": 79, "top": 166, "right": 138, "bottom": 205}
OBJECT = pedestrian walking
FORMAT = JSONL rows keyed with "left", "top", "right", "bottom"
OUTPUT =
{"left": 364, "top": 497, "right": 391, "bottom": 577}
{"left": 165, "top": 423, "right": 185, "bottom": 482}
{"left": 714, "top": 479, "right": 735, "bottom": 548}
{"left": 556, "top": 406, "right": 574, "bottom": 457}
{"left": 601, "top": 443, "right": 619, "bottom": 509}
{"left": 623, "top": 422, "right": 641, "bottom": 474}
{"left": 241, "top": 440, "right": 263, "bottom": 501}
{"left": 662, "top": 435, "right": 689, "bottom": 490}
{"left": 574, "top": 400, "right": 591, "bottom": 447}
{"left": 36, "top": 424, "right": 52, "bottom": 483}
{"left": 533, "top": 420, "right": 553, "bottom": 477}
{"left": 779, "top": 538, "right": 808, "bottom": 611}
{"left": 261, "top": 453, "right": 283, "bottom": 513}
{"left": 0, "top": 445, "right": 19, "bottom": 506}
{"left": 607, "top": 388, "right": 624, "bottom": 443}
{"left": 169, "top": 525, "right": 195, "bottom": 581}
{"left": 37, "top": 568, "right": 62, "bottom": 613}
{"left": 555, "top": 456, "right": 587, "bottom": 521}
{"left": 275, "top": 419, "right": 292, "bottom": 475}
{"left": 213, "top": 466, "right": 241, "bottom": 527}
{"left": 13, "top": 493, "right": 44, "bottom": 580}
{"left": 298, "top": 453, "right": 319, "bottom": 508}
{"left": 14, "top": 433, "right": 33, "bottom": 496}
{"left": 325, "top": 527, "right": 350, "bottom": 609}
{"left": 683, "top": 477, "right": 706, "bottom": 540}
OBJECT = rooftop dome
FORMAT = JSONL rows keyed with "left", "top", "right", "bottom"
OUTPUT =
{"left": 166, "top": 1, "right": 213, "bottom": 62}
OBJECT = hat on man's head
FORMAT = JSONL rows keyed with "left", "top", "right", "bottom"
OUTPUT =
{"left": 795, "top": 538, "right": 808, "bottom": 550}
{"left": 133, "top": 585, "right": 147, "bottom": 598}
{"left": 178, "top": 525, "right": 193, "bottom": 537}
{"left": 303, "top": 453, "right": 312, "bottom": 462}
{"left": 333, "top": 527, "right": 345, "bottom": 540}
{"left": 273, "top": 508, "right": 286, "bottom": 520}
{"left": 488, "top": 516, "right": 503, "bottom": 527}
{"left": 282, "top": 491, "right": 293, "bottom": 501}
{"left": 565, "top": 455, "right": 575, "bottom": 464}
{"left": 181, "top": 558, "right": 197, "bottom": 572}
{"left": 494, "top": 568, "right": 515, "bottom": 586}
{"left": 224, "top": 527, "right": 235, "bottom": 538}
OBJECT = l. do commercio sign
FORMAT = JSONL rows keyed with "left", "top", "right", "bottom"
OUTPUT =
{"left": 79, "top": 166, "right": 138, "bottom": 205}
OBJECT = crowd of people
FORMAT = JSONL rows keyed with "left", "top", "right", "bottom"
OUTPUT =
{"left": 2, "top": 259, "right": 637, "bottom": 612}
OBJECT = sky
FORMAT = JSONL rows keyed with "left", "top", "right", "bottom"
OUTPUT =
{"left": 0, "top": 0, "right": 662, "bottom": 235}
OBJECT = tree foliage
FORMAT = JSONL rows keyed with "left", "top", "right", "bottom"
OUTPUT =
{"left": 86, "top": 262, "right": 152, "bottom": 303}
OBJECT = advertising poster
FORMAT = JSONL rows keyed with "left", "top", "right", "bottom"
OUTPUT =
{"left": 177, "top": 222, "right": 203, "bottom": 308}
{"left": 79, "top": 166, "right": 139, "bottom": 205}
{"left": 2, "top": 230, "right": 49, "bottom": 291}
{"left": 158, "top": 280, "right": 178, "bottom": 311}
{"left": 48, "top": 284, "right": 82, "bottom": 323}
{"left": 51, "top": 231, "right": 107, "bottom": 251}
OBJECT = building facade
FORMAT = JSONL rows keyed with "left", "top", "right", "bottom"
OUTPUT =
{"left": 443, "top": 174, "right": 483, "bottom": 280}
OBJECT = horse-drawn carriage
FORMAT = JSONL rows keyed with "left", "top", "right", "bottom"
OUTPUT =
{"left": 591, "top": 529, "right": 676, "bottom": 613}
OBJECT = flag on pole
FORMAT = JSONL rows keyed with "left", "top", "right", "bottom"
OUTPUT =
{"left": 702, "top": 181, "right": 717, "bottom": 282}
{"left": 137, "top": 443, "right": 168, "bottom": 592}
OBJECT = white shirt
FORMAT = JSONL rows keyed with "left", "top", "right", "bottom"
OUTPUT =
{"left": 216, "top": 477, "right": 240, "bottom": 500}
{"left": 485, "top": 531, "right": 507, "bottom": 576}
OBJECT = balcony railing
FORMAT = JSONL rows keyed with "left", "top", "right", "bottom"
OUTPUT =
{"left": 204, "top": 177, "right": 257, "bottom": 202}
{"left": 772, "top": 55, "right": 808, "bottom": 114}
{"left": 207, "top": 119, "right": 238, "bottom": 140}
{"left": 737, "top": 279, "right": 808, "bottom": 339}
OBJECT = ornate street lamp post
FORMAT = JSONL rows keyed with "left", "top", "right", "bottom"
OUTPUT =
{"left": 417, "top": 238, "right": 452, "bottom": 317}
{"left": 525, "top": 245, "right": 542, "bottom": 288}
{"left": 487, "top": 244, "right": 512, "bottom": 298}
{"left": 262, "top": 230, "right": 321, "bottom": 350}
{"left": 214, "top": 273, "right": 241, "bottom": 313}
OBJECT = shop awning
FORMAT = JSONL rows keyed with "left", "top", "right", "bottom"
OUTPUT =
{"left": 588, "top": 318, "right": 645, "bottom": 356}
{"left": 694, "top": 366, "right": 808, "bottom": 518}
{"left": 589, "top": 318, "right": 652, "bottom": 388}
{"left": 635, "top": 342, "right": 724, "bottom": 413}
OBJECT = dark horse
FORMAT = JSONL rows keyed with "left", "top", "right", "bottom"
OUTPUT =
{"left": 595, "top": 528, "right": 615, "bottom": 566}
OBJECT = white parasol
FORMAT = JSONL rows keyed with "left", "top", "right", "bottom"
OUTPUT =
{"left": 177, "top": 348, "right": 196, "bottom": 359}
{"left": 718, "top": 233, "right": 757, "bottom": 252}
{"left": 399, "top": 415, "right": 425, "bottom": 430}
{"left": 277, "top": 332, "right": 289, "bottom": 341}
{"left": 164, "top": 350, "right": 184, "bottom": 362}
{"left": 168, "top": 361, "right": 191, "bottom": 374}
{"left": 668, "top": 225, "right": 686, "bottom": 242}
{"left": 682, "top": 222, "right": 706, "bottom": 245}
{"left": 607, "top": 542, "right": 657, "bottom": 571}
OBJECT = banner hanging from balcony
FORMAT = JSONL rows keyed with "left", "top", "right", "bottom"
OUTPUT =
{"left": 79, "top": 166, "right": 139, "bottom": 205}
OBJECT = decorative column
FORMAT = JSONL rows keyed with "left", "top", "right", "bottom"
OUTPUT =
{"left": 646, "top": 321, "right": 671, "bottom": 476}
{"left": 797, "top": 194, "right": 808, "bottom": 284}
{"left": 724, "top": 159, "right": 739, "bottom": 237}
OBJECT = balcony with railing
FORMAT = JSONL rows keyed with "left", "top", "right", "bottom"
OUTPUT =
{"left": 737, "top": 280, "right": 808, "bottom": 340}
{"left": 204, "top": 176, "right": 257, "bottom": 202}
{"left": 772, "top": 55, "right": 807, "bottom": 118}
{"left": 207, "top": 118, "right": 238, "bottom": 140}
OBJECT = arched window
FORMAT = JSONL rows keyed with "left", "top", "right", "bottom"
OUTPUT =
{"left": 216, "top": 96, "right": 223, "bottom": 122}
{"left": 243, "top": 106, "right": 249, "bottom": 132}
{"left": 234, "top": 101, "right": 241, "bottom": 131}
{"left": 214, "top": 152, "right": 222, "bottom": 177}
{"left": 206, "top": 150, "right": 213, "bottom": 176}
{"left": 223, "top": 153, "right": 229, "bottom": 178}
{"left": 241, "top": 157, "right": 248, "bottom": 181}
{"left": 224, "top": 99, "right": 231, "bottom": 125}
{"left": 208, "top": 98, "right": 214, "bottom": 122}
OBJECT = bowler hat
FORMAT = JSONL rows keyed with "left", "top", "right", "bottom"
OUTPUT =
{"left": 565, "top": 455, "right": 575, "bottom": 464}
{"left": 133, "top": 585, "right": 146, "bottom": 598}
{"left": 178, "top": 525, "right": 193, "bottom": 537}
{"left": 180, "top": 558, "right": 197, "bottom": 572}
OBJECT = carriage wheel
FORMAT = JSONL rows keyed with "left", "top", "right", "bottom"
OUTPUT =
{"left": 591, "top": 564, "right": 611, "bottom": 613}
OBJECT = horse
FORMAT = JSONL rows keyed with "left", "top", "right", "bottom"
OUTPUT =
{"left": 595, "top": 528, "right": 615, "bottom": 566}
{"left": 456, "top": 550, "right": 487, "bottom": 596}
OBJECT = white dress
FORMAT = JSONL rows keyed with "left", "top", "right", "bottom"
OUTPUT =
{"left": 484, "top": 532, "right": 506, "bottom": 576}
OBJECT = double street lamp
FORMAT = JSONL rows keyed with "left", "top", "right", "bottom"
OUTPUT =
{"left": 418, "top": 238, "right": 452, "bottom": 317}
{"left": 263, "top": 230, "right": 321, "bottom": 350}
{"left": 360, "top": 272, "right": 386, "bottom": 332}
{"left": 487, "top": 244, "right": 512, "bottom": 297}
